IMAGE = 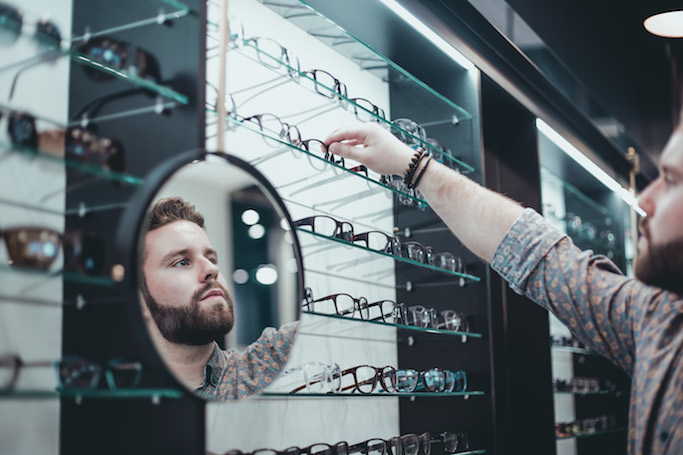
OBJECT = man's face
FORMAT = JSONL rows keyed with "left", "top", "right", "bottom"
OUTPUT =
{"left": 635, "top": 122, "right": 683, "bottom": 293}
{"left": 142, "top": 220, "right": 234, "bottom": 345}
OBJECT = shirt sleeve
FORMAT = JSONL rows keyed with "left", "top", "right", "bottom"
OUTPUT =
{"left": 491, "top": 208, "right": 641, "bottom": 374}
{"left": 232, "top": 321, "right": 298, "bottom": 397}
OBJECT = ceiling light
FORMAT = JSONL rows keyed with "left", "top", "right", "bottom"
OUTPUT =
{"left": 643, "top": 10, "right": 683, "bottom": 38}
{"left": 536, "top": 119, "right": 645, "bottom": 216}
{"left": 378, "top": 0, "right": 475, "bottom": 70}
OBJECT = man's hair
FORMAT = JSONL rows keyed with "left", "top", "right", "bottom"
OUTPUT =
{"left": 147, "top": 197, "right": 205, "bottom": 232}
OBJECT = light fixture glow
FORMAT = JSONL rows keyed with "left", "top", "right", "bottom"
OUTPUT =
{"left": 536, "top": 119, "right": 645, "bottom": 216}
{"left": 248, "top": 224, "right": 265, "bottom": 239}
{"left": 241, "top": 209, "right": 260, "bottom": 226}
{"left": 644, "top": 10, "right": 683, "bottom": 38}
{"left": 255, "top": 264, "right": 278, "bottom": 285}
{"left": 378, "top": 0, "right": 475, "bottom": 70}
{"left": 232, "top": 268, "right": 249, "bottom": 284}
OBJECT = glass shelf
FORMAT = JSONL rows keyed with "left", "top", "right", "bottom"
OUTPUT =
{"left": 261, "top": 390, "right": 484, "bottom": 398}
{"left": 0, "top": 388, "right": 184, "bottom": 400}
{"left": 296, "top": 229, "right": 481, "bottom": 283}
{"left": 1, "top": 0, "right": 191, "bottom": 73}
{"left": 550, "top": 345, "right": 599, "bottom": 356}
{"left": 0, "top": 198, "right": 130, "bottom": 219}
{"left": 0, "top": 263, "right": 117, "bottom": 287}
{"left": 556, "top": 427, "right": 626, "bottom": 441}
{"left": 304, "top": 310, "right": 482, "bottom": 339}
{"left": 541, "top": 167, "right": 616, "bottom": 223}
{"left": 210, "top": 112, "right": 430, "bottom": 207}
{"left": 227, "top": 36, "right": 475, "bottom": 174}
{"left": 554, "top": 390, "right": 620, "bottom": 396}
{"left": 1, "top": 141, "right": 144, "bottom": 186}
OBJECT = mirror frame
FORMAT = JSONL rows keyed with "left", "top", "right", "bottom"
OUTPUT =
{"left": 115, "top": 149, "right": 305, "bottom": 399}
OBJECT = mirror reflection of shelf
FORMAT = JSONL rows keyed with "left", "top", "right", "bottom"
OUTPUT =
{"left": 304, "top": 310, "right": 482, "bottom": 340}
{"left": 216, "top": 32, "right": 475, "bottom": 174}
{"left": 0, "top": 388, "right": 184, "bottom": 400}
{"left": 0, "top": 263, "right": 117, "bottom": 287}
{"left": 296, "top": 229, "right": 481, "bottom": 282}
{"left": 1, "top": 141, "right": 144, "bottom": 186}
{"left": 208, "top": 112, "right": 430, "bottom": 207}
{"left": 556, "top": 427, "right": 626, "bottom": 441}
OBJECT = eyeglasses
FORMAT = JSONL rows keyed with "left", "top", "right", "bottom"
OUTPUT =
{"left": 351, "top": 97, "right": 386, "bottom": 123}
{"left": 293, "top": 215, "right": 354, "bottom": 240}
{"left": 287, "top": 361, "right": 342, "bottom": 394}
{"left": 302, "top": 68, "right": 348, "bottom": 101}
{"left": 0, "top": 354, "right": 142, "bottom": 391}
{"left": 77, "top": 36, "right": 162, "bottom": 83}
{"left": 339, "top": 364, "right": 397, "bottom": 394}
{"left": 437, "top": 310, "right": 469, "bottom": 333}
{"left": 392, "top": 118, "right": 427, "bottom": 145}
{"left": 399, "top": 433, "right": 432, "bottom": 455}
{"left": 240, "top": 35, "right": 301, "bottom": 78}
{"left": 435, "top": 432, "right": 469, "bottom": 454}
{"left": 302, "top": 288, "right": 402, "bottom": 323}
{"left": 2, "top": 110, "right": 125, "bottom": 171}
{"left": 1, "top": 226, "right": 106, "bottom": 274}
{"left": 408, "top": 305, "right": 438, "bottom": 329}
{"left": 395, "top": 368, "right": 467, "bottom": 393}
{"left": 0, "top": 2, "right": 62, "bottom": 48}
{"left": 226, "top": 442, "right": 350, "bottom": 455}
{"left": 241, "top": 112, "right": 303, "bottom": 146}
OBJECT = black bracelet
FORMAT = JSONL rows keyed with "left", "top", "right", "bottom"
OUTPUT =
{"left": 403, "top": 147, "right": 427, "bottom": 183}
{"left": 410, "top": 155, "right": 432, "bottom": 189}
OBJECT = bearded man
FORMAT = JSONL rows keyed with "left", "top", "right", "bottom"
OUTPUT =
{"left": 139, "top": 197, "right": 296, "bottom": 400}
{"left": 324, "top": 117, "right": 683, "bottom": 454}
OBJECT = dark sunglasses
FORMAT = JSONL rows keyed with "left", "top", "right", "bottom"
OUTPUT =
{"left": 1, "top": 226, "right": 106, "bottom": 274}
{"left": 2, "top": 110, "right": 125, "bottom": 172}
{"left": 0, "top": 2, "right": 62, "bottom": 48}
{"left": 77, "top": 36, "right": 162, "bottom": 83}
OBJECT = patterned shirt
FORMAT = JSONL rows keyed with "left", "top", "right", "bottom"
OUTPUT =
{"left": 196, "top": 322, "right": 298, "bottom": 400}
{"left": 491, "top": 209, "right": 682, "bottom": 454}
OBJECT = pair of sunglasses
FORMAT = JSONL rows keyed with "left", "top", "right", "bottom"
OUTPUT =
{"left": 1, "top": 226, "right": 106, "bottom": 275}
{"left": 2, "top": 110, "right": 125, "bottom": 171}
{"left": 0, "top": 2, "right": 61, "bottom": 48}
{"left": 77, "top": 36, "right": 162, "bottom": 84}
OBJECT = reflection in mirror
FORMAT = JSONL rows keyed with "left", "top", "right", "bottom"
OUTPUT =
{"left": 137, "top": 154, "right": 300, "bottom": 401}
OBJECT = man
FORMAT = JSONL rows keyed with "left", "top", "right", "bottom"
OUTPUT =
{"left": 139, "top": 197, "right": 297, "bottom": 400}
{"left": 324, "top": 119, "right": 682, "bottom": 454}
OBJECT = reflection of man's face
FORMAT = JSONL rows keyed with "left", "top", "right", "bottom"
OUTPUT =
{"left": 142, "top": 220, "right": 234, "bottom": 345}
{"left": 635, "top": 123, "right": 683, "bottom": 294}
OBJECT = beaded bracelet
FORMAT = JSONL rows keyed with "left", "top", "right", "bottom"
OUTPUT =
{"left": 403, "top": 146, "right": 427, "bottom": 186}
{"left": 410, "top": 155, "right": 432, "bottom": 190}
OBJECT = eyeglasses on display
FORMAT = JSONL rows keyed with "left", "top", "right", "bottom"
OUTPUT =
{"left": 286, "top": 361, "right": 342, "bottom": 394}
{"left": 0, "top": 354, "right": 142, "bottom": 391}
{"left": 339, "top": 364, "right": 397, "bottom": 394}
{"left": 224, "top": 442, "right": 350, "bottom": 455}
{"left": 77, "top": 36, "right": 162, "bottom": 84}
{"left": 435, "top": 432, "right": 470, "bottom": 454}
{"left": 1, "top": 226, "right": 106, "bottom": 274}
{"left": 302, "top": 288, "right": 403, "bottom": 324}
{"left": 395, "top": 368, "right": 467, "bottom": 393}
{"left": 0, "top": 2, "right": 62, "bottom": 48}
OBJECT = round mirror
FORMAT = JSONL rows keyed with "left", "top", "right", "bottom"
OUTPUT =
{"left": 117, "top": 150, "right": 303, "bottom": 401}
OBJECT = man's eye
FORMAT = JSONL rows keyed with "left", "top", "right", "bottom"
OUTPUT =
{"left": 174, "top": 259, "right": 189, "bottom": 267}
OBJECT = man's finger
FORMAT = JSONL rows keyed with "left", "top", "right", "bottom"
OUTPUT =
{"left": 327, "top": 141, "right": 366, "bottom": 160}
{"left": 324, "top": 125, "right": 368, "bottom": 146}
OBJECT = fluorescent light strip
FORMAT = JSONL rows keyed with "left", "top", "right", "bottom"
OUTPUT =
{"left": 536, "top": 119, "right": 645, "bottom": 216}
{"left": 378, "top": 0, "right": 475, "bottom": 71}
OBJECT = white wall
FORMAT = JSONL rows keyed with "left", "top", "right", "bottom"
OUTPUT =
{"left": 205, "top": 0, "right": 399, "bottom": 451}
{"left": 0, "top": 1, "right": 72, "bottom": 454}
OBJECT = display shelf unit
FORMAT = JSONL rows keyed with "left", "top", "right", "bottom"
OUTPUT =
{"left": 0, "top": 388, "right": 184, "bottom": 400}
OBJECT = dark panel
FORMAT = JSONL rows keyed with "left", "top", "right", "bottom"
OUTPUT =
{"left": 481, "top": 75, "right": 556, "bottom": 455}
{"left": 61, "top": 0, "right": 206, "bottom": 453}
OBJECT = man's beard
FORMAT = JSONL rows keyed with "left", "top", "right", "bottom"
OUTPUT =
{"left": 634, "top": 218, "right": 683, "bottom": 295}
{"left": 141, "top": 278, "right": 235, "bottom": 346}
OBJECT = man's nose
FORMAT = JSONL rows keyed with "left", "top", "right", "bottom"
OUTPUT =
{"left": 199, "top": 258, "right": 219, "bottom": 282}
{"left": 637, "top": 179, "right": 659, "bottom": 218}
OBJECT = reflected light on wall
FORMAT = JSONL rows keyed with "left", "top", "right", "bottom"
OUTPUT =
{"left": 644, "top": 10, "right": 683, "bottom": 38}
{"left": 255, "top": 264, "right": 278, "bottom": 285}
{"left": 241, "top": 209, "right": 260, "bottom": 226}
{"left": 536, "top": 119, "right": 646, "bottom": 216}
{"left": 248, "top": 224, "right": 265, "bottom": 239}
{"left": 377, "top": 0, "right": 475, "bottom": 70}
